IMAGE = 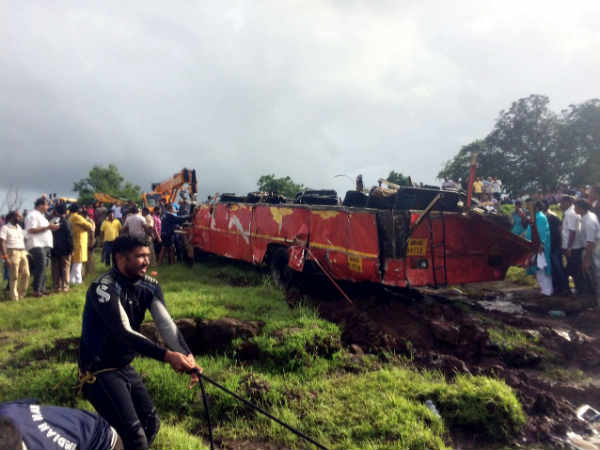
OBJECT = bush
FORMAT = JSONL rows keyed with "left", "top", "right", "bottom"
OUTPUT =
{"left": 424, "top": 374, "right": 526, "bottom": 441}
{"left": 241, "top": 318, "right": 342, "bottom": 372}
{"left": 0, "top": 363, "right": 80, "bottom": 407}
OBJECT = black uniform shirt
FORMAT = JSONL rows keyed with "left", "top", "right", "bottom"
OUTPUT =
{"left": 79, "top": 268, "right": 190, "bottom": 372}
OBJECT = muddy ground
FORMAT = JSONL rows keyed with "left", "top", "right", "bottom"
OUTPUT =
{"left": 288, "top": 276, "right": 600, "bottom": 449}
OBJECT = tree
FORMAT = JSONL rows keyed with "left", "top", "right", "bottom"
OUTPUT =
{"left": 73, "top": 164, "right": 142, "bottom": 204}
{"left": 439, "top": 140, "right": 488, "bottom": 183}
{"left": 485, "top": 94, "right": 563, "bottom": 194}
{"left": 558, "top": 99, "right": 600, "bottom": 185}
{"left": 257, "top": 174, "right": 304, "bottom": 198}
{"left": 438, "top": 94, "right": 598, "bottom": 195}
{"left": 386, "top": 171, "right": 411, "bottom": 186}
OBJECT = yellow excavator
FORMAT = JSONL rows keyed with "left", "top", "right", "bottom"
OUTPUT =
{"left": 93, "top": 192, "right": 126, "bottom": 205}
{"left": 142, "top": 168, "right": 197, "bottom": 209}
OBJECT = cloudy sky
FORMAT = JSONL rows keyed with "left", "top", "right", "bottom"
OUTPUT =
{"left": 1, "top": 0, "right": 599, "bottom": 209}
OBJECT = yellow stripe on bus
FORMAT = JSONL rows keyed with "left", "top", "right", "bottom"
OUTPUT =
{"left": 309, "top": 242, "right": 378, "bottom": 259}
{"left": 194, "top": 225, "right": 378, "bottom": 258}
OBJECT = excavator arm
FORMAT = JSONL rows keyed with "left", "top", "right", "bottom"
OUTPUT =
{"left": 94, "top": 192, "right": 126, "bottom": 205}
{"left": 143, "top": 168, "right": 197, "bottom": 208}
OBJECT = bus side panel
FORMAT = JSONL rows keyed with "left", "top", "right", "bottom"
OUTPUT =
{"left": 191, "top": 204, "right": 212, "bottom": 251}
{"left": 251, "top": 205, "right": 310, "bottom": 264}
{"left": 309, "top": 210, "right": 380, "bottom": 282}
{"left": 210, "top": 203, "right": 237, "bottom": 259}
{"left": 385, "top": 212, "right": 534, "bottom": 287}
{"left": 226, "top": 203, "right": 253, "bottom": 262}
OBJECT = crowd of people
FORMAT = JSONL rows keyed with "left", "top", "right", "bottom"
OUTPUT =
{"left": 0, "top": 195, "right": 192, "bottom": 301}
{"left": 1, "top": 234, "right": 202, "bottom": 450}
{"left": 508, "top": 186, "right": 600, "bottom": 303}
{"left": 1, "top": 195, "right": 200, "bottom": 449}
{"left": 1, "top": 183, "right": 599, "bottom": 449}
{"left": 424, "top": 176, "right": 600, "bottom": 303}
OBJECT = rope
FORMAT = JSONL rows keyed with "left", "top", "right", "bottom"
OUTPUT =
{"left": 75, "top": 368, "right": 119, "bottom": 394}
{"left": 54, "top": 367, "right": 121, "bottom": 394}
{"left": 194, "top": 369, "right": 328, "bottom": 450}
{"left": 306, "top": 248, "right": 353, "bottom": 305}
{"left": 198, "top": 376, "right": 215, "bottom": 450}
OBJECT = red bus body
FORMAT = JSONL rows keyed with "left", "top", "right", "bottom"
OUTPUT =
{"left": 191, "top": 201, "right": 534, "bottom": 288}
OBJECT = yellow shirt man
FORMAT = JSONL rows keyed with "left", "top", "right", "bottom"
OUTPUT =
{"left": 101, "top": 218, "right": 122, "bottom": 243}
{"left": 473, "top": 179, "right": 483, "bottom": 194}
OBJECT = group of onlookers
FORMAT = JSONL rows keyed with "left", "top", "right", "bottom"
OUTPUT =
{"left": 0, "top": 195, "right": 193, "bottom": 301}
{"left": 472, "top": 176, "right": 503, "bottom": 201}
{"left": 0, "top": 197, "right": 96, "bottom": 300}
{"left": 510, "top": 185, "right": 600, "bottom": 304}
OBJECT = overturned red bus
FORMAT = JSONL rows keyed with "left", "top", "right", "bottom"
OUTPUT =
{"left": 190, "top": 187, "right": 535, "bottom": 289}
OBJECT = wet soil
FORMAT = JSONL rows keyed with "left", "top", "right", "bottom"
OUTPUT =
{"left": 293, "top": 276, "right": 600, "bottom": 449}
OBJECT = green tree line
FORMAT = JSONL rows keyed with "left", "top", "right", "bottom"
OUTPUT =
{"left": 438, "top": 95, "right": 600, "bottom": 195}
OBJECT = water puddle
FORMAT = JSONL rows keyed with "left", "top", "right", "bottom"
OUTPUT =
{"left": 567, "top": 405, "right": 600, "bottom": 450}
{"left": 478, "top": 299, "right": 525, "bottom": 314}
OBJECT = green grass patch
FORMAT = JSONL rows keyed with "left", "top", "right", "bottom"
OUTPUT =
{"left": 152, "top": 420, "right": 209, "bottom": 450}
{"left": 0, "top": 252, "right": 528, "bottom": 449}
{"left": 423, "top": 374, "right": 526, "bottom": 441}
{"left": 541, "top": 365, "right": 587, "bottom": 383}
{"left": 240, "top": 314, "right": 342, "bottom": 373}
{"left": 486, "top": 324, "right": 556, "bottom": 363}
{"left": 487, "top": 326, "right": 540, "bottom": 352}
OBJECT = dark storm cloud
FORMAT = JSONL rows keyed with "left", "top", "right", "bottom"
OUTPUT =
{"left": 1, "top": 1, "right": 599, "bottom": 205}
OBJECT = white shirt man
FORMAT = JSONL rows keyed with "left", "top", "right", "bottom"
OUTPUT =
{"left": 25, "top": 198, "right": 58, "bottom": 296}
{"left": 576, "top": 200, "right": 600, "bottom": 305}
{"left": 561, "top": 199, "right": 587, "bottom": 295}
{"left": 123, "top": 210, "right": 148, "bottom": 241}
{"left": 112, "top": 205, "right": 123, "bottom": 221}
{"left": 0, "top": 211, "right": 30, "bottom": 300}
{"left": 492, "top": 179, "right": 502, "bottom": 195}
{"left": 25, "top": 209, "right": 53, "bottom": 249}
{"left": 562, "top": 204, "right": 584, "bottom": 252}
{"left": 0, "top": 221, "right": 26, "bottom": 250}
{"left": 581, "top": 210, "right": 600, "bottom": 250}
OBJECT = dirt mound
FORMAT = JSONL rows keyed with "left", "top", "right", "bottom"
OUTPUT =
{"left": 141, "top": 318, "right": 264, "bottom": 354}
{"left": 295, "top": 277, "right": 600, "bottom": 448}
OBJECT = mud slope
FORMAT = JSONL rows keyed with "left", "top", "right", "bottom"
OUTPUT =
{"left": 294, "top": 277, "right": 600, "bottom": 449}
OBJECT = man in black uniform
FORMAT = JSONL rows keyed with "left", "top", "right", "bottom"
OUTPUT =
{"left": 78, "top": 236, "right": 202, "bottom": 450}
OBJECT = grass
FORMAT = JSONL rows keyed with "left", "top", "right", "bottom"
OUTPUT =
{"left": 482, "top": 320, "right": 557, "bottom": 365}
{"left": 487, "top": 326, "right": 546, "bottom": 354}
{"left": 0, "top": 252, "right": 528, "bottom": 449}
{"left": 541, "top": 365, "right": 588, "bottom": 383}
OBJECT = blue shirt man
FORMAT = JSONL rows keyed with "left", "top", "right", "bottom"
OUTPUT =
{"left": 0, "top": 399, "right": 121, "bottom": 450}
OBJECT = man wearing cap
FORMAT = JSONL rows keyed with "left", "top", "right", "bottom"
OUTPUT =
{"left": 575, "top": 200, "right": 600, "bottom": 306}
